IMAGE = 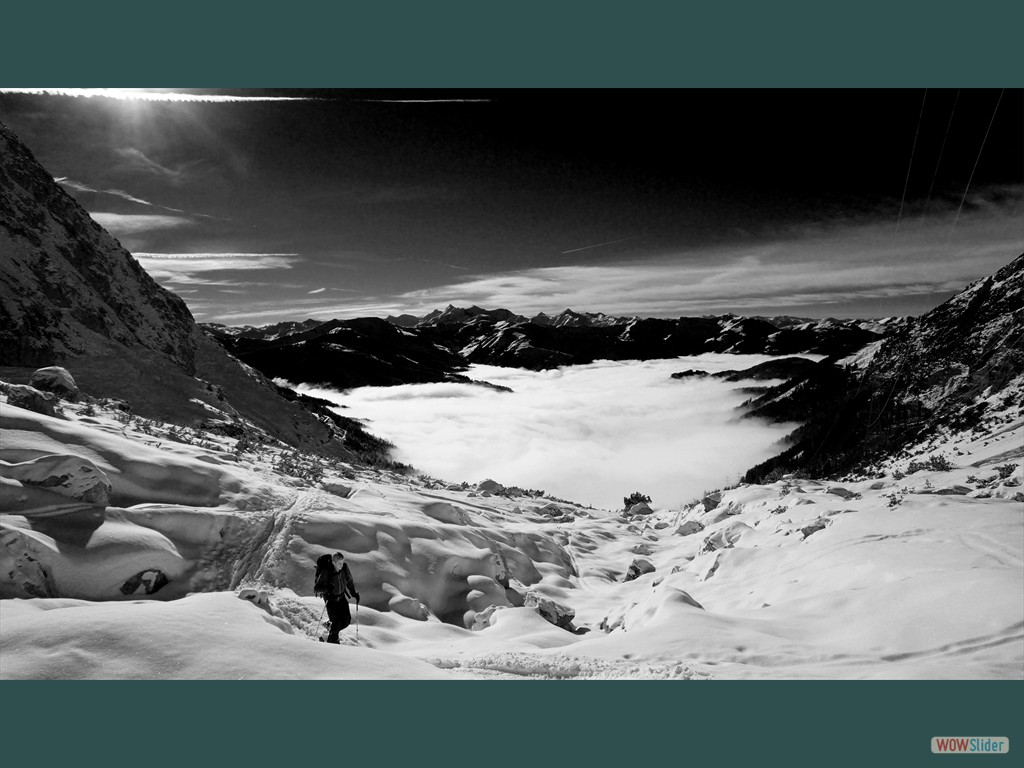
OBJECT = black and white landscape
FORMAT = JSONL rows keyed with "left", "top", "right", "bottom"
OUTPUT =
{"left": 1, "top": 89, "right": 1021, "bottom": 679}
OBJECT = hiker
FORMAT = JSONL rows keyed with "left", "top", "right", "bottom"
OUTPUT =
{"left": 314, "top": 551, "right": 360, "bottom": 643}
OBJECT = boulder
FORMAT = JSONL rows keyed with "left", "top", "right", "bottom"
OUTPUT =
{"left": 523, "top": 591, "right": 575, "bottom": 629}
{"left": 322, "top": 480, "right": 354, "bottom": 498}
{"left": 702, "top": 491, "right": 722, "bottom": 512}
{"left": 931, "top": 485, "right": 973, "bottom": 496}
{"left": 6, "top": 384, "right": 59, "bottom": 417}
{"left": 504, "top": 586, "right": 525, "bottom": 607}
{"left": 825, "top": 486, "right": 860, "bottom": 500}
{"left": 628, "top": 501, "right": 653, "bottom": 516}
{"left": 653, "top": 521, "right": 669, "bottom": 530}
{"left": 631, "top": 542, "right": 655, "bottom": 556}
{"left": 799, "top": 519, "right": 829, "bottom": 538}
{"left": 0, "top": 454, "right": 112, "bottom": 505}
{"left": 476, "top": 478, "right": 504, "bottom": 494}
{"left": 675, "top": 520, "right": 705, "bottom": 537}
{"left": 623, "top": 558, "right": 656, "bottom": 582}
{"left": 537, "top": 502, "right": 568, "bottom": 517}
{"left": 30, "top": 367, "right": 79, "bottom": 400}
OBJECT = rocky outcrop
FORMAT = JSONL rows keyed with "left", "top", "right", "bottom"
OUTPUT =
{"left": 524, "top": 591, "right": 575, "bottom": 629}
{"left": 4, "top": 384, "right": 59, "bottom": 417}
{"left": 29, "top": 366, "right": 79, "bottom": 400}
{"left": 623, "top": 557, "right": 656, "bottom": 582}
{"left": 743, "top": 252, "right": 1024, "bottom": 482}
{"left": 0, "top": 120, "right": 355, "bottom": 459}
{"left": 675, "top": 520, "right": 705, "bottom": 537}
{"left": 0, "top": 121, "right": 199, "bottom": 372}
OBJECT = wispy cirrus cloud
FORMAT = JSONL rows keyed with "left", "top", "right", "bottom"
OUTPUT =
{"left": 395, "top": 200, "right": 1024, "bottom": 318}
{"left": 355, "top": 99, "right": 493, "bottom": 104}
{"left": 90, "top": 212, "right": 194, "bottom": 236}
{"left": 56, "top": 176, "right": 194, "bottom": 215}
{"left": 113, "top": 148, "right": 197, "bottom": 183}
{"left": 0, "top": 88, "right": 318, "bottom": 102}
{"left": 134, "top": 252, "right": 302, "bottom": 283}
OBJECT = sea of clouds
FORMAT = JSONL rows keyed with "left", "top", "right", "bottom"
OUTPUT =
{"left": 294, "top": 354, "right": 808, "bottom": 511}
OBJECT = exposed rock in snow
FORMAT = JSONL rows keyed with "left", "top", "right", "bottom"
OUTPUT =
{"left": 5, "top": 384, "right": 59, "bottom": 417}
{"left": 476, "top": 479, "right": 504, "bottom": 494}
{"left": 628, "top": 501, "right": 653, "bottom": 516}
{"left": 623, "top": 557, "right": 656, "bottom": 582}
{"left": 524, "top": 591, "right": 575, "bottom": 629}
{"left": 825, "top": 486, "right": 860, "bottom": 500}
{"left": 29, "top": 367, "right": 79, "bottom": 400}
{"left": 675, "top": 520, "right": 705, "bottom": 536}
{"left": 121, "top": 569, "right": 169, "bottom": 595}
{"left": 702, "top": 491, "right": 723, "bottom": 511}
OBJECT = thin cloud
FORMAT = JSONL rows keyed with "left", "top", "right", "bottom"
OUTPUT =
{"left": 90, "top": 212, "right": 193, "bottom": 236}
{"left": 395, "top": 199, "right": 1024, "bottom": 318}
{"left": 134, "top": 253, "right": 301, "bottom": 283}
{"left": 308, "top": 288, "right": 327, "bottom": 294}
{"left": 114, "top": 148, "right": 193, "bottom": 182}
{"left": 356, "top": 99, "right": 493, "bottom": 104}
{"left": 0, "top": 88, "right": 318, "bottom": 102}
{"left": 56, "top": 176, "right": 191, "bottom": 215}
{"left": 561, "top": 235, "right": 646, "bottom": 254}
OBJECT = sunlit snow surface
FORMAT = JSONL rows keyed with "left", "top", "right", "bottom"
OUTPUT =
{"left": 1, "top": 373, "right": 1022, "bottom": 680}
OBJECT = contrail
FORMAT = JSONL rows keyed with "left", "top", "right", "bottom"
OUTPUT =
{"left": 561, "top": 235, "right": 645, "bottom": 254}
{"left": 1, "top": 88, "right": 318, "bottom": 102}
{"left": 356, "top": 99, "right": 493, "bottom": 104}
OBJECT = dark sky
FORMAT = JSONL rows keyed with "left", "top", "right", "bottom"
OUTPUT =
{"left": 1, "top": 88, "right": 1020, "bottom": 323}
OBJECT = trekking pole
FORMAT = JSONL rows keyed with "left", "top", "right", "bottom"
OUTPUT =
{"left": 316, "top": 601, "right": 326, "bottom": 639}
{"left": 355, "top": 599, "right": 359, "bottom": 642}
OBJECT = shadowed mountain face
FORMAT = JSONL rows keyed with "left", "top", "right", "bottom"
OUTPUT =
{"left": 741, "top": 252, "right": 1024, "bottom": 481}
{"left": 0, "top": 120, "right": 351, "bottom": 458}
{"left": 0, "top": 121, "right": 200, "bottom": 372}
{"left": 205, "top": 305, "right": 883, "bottom": 390}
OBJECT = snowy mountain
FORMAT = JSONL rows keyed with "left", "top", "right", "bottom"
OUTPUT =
{"left": 1, "top": 119, "right": 1021, "bottom": 681}
{"left": 215, "top": 305, "right": 883, "bottom": 389}
{"left": 0, "top": 120, "right": 350, "bottom": 457}
{"left": 741, "top": 252, "right": 1024, "bottom": 482}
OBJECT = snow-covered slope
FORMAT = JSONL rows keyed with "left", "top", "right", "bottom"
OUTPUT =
{"left": 2, "top": 385, "right": 1020, "bottom": 680}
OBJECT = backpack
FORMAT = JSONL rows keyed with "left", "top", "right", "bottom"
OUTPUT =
{"left": 313, "top": 554, "right": 336, "bottom": 598}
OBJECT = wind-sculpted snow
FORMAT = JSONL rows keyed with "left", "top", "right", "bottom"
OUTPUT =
{"left": 1, "top": 378, "right": 1022, "bottom": 679}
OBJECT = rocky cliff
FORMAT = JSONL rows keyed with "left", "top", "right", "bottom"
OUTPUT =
{"left": 0, "top": 120, "right": 350, "bottom": 458}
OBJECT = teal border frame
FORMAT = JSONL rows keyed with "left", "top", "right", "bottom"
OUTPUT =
{"left": 2, "top": 3, "right": 1022, "bottom": 766}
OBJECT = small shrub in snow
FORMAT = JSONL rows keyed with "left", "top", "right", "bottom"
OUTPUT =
{"left": 885, "top": 489, "right": 906, "bottom": 508}
{"left": 996, "top": 463, "right": 1019, "bottom": 480}
{"left": 907, "top": 454, "right": 955, "bottom": 474}
{"left": 80, "top": 403, "right": 96, "bottom": 417}
{"left": 623, "top": 491, "right": 652, "bottom": 510}
{"left": 274, "top": 451, "right": 326, "bottom": 483}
